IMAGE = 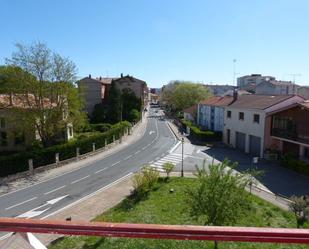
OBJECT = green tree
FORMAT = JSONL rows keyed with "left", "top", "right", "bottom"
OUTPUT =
{"left": 169, "top": 82, "right": 210, "bottom": 112}
{"left": 107, "top": 81, "right": 122, "bottom": 123}
{"left": 91, "top": 103, "right": 109, "bottom": 123}
{"left": 289, "top": 195, "right": 309, "bottom": 228}
{"left": 187, "top": 160, "right": 249, "bottom": 249}
{"left": 163, "top": 162, "right": 175, "bottom": 179}
{"left": 121, "top": 88, "right": 141, "bottom": 122}
{"left": 1, "top": 42, "right": 87, "bottom": 147}
{"left": 129, "top": 109, "right": 141, "bottom": 123}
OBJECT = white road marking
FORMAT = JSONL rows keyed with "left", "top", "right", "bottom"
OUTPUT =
{"left": 5, "top": 197, "right": 37, "bottom": 210}
{"left": 44, "top": 185, "right": 66, "bottom": 195}
{"left": 111, "top": 161, "right": 121, "bottom": 167}
{"left": 123, "top": 155, "right": 132, "bottom": 160}
{"left": 95, "top": 167, "right": 107, "bottom": 174}
{"left": 149, "top": 131, "right": 155, "bottom": 135}
{"left": 169, "top": 141, "right": 181, "bottom": 153}
{"left": 41, "top": 173, "right": 133, "bottom": 220}
{"left": 71, "top": 175, "right": 90, "bottom": 184}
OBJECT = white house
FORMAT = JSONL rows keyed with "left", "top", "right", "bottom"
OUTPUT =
{"left": 197, "top": 96, "right": 234, "bottom": 131}
{"left": 183, "top": 104, "right": 197, "bottom": 123}
{"left": 223, "top": 94, "right": 304, "bottom": 158}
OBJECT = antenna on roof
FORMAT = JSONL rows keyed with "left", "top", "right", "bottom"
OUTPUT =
{"left": 288, "top": 73, "right": 301, "bottom": 84}
{"left": 106, "top": 70, "right": 109, "bottom": 78}
{"left": 233, "top": 59, "right": 239, "bottom": 86}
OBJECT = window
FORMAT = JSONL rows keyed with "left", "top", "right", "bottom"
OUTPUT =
{"left": 1, "top": 132, "right": 7, "bottom": 146}
{"left": 14, "top": 133, "right": 25, "bottom": 146}
{"left": 0, "top": 118, "right": 5, "bottom": 128}
{"left": 253, "top": 114, "right": 260, "bottom": 123}
{"left": 69, "top": 126, "right": 73, "bottom": 137}
{"left": 239, "top": 112, "right": 244, "bottom": 120}
{"left": 227, "top": 110, "right": 231, "bottom": 118}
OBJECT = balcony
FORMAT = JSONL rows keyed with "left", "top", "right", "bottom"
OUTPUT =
{"left": 271, "top": 128, "right": 309, "bottom": 145}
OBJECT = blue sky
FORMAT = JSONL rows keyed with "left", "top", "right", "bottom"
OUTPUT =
{"left": 1, "top": 0, "right": 309, "bottom": 87}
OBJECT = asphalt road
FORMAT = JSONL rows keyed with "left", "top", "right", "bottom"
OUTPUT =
{"left": 0, "top": 106, "right": 176, "bottom": 224}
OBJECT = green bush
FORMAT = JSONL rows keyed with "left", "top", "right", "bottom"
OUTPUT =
{"left": 281, "top": 154, "right": 309, "bottom": 176}
{"left": 132, "top": 166, "right": 159, "bottom": 199}
{"left": 0, "top": 121, "right": 132, "bottom": 177}
{"left": 180, "top": 119, "right": 222, "bottom": 141}
{"left": 89, "top": 123, "right": 112, "bottom": 133}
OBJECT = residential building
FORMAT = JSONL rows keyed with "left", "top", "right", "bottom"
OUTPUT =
{"left": 266, "top": 101, "right": 309, "bottom": 160}
{"left": 223, "top": 94, "right": 304, "bottom": 157}
{"left": 237, "top": 74, "right": 275, "bottom": 91}
{"left": 197, "top": 96, "right": 234, "bottom": 132}
{"left": 77, "top": 75, "right": 116, "bottom": 116}
{"left": 77, "top": 74, "right": 148, "bottom": 116}
{"left": 204, "top": 84, "right": 235, "bottom": 96}
{"left": 113, "top": 75, "right": 148, "bottom": 108}
{"left": 297, "top": 86, "right": 309, "bottom": 100}
{"left": 183, "top": 104, "right": 197, "bottom": 123}
{"left": 255, "top": 80, "right": 297, "bottom": 95}
{"left": 0, "top": 94, "right": 73, "bottom": 152}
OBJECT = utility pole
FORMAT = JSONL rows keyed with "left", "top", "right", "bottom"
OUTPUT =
{"left": 288, "top": 73, "right": 301, "bottom": 94}
{"left": 181, "top": 137, "right": 184, "bottom": 177}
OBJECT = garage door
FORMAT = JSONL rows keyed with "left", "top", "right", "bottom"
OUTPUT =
{"left": 235, "top": 132, "right": 246, "bottom": 152}
{"left": 249, "top": 135, "right": 261, "bottom": 157}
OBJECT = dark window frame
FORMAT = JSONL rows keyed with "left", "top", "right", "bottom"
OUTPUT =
{"left": 227, "top": 110, "right": 232, "bottom": 118}
{"left": 253, "top": 114, "right": 260, "bottom": 124}
{"left": 239, "top": 112, "right": 244, "bottom": 120}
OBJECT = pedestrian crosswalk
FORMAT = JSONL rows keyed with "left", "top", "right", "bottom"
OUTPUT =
{"left": 149, "top": 153, "right": 187, "bottom": 172}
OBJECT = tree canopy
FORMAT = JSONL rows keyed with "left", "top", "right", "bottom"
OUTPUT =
{"left": 0, "top": 42, "right": 87, "bottom": 147}
{"left": 161, "top": 81, "right": 211, "bottom": 112}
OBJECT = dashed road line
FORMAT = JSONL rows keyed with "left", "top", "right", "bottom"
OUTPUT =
{"left": 95, "top": 167, "right": 107, "bottom": 174}
{"left": 5, "top": 197, "right": 37, "bottom": 210}
{"left": 71, "top": 175, "right": 90, "bottom": 184}
{"left": 44, "top": 185, "right": 66, "bottom": 195}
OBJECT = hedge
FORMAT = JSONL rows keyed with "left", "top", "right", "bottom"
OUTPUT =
{"left": 0, "top": 121, "right": 132, "bottom": 177}
{"left": 180, "top": 119, "right": 222, "bottom": 141}
{"left": 281, "top": 154, "right": 309, "bottom": 176}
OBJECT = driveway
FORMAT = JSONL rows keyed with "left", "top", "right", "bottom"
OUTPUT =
{"left": 203, "top": 147, "right": 309, "bottom": 197}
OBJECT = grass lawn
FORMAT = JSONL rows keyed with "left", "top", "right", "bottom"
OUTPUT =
{"left": 49, "top": 178, "right": 309, "bottom": 249}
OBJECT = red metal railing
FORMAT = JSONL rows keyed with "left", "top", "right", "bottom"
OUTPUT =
{"left": 0, "top": 218, "right": 309, "bottom": 244}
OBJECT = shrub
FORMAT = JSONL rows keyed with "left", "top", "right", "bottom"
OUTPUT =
{"left": 0, "top": 121, "right": 132, "bottom": 177}
{"left": 180, "top": 119, "right": 222, "bottom": 141}
{"left": 163, "top": 162, "right": 175, "bottom": 179}
{"left": 281, "top": 154, "right": 309, "bottom": 176}
{"left": 132, "top": 166, "right": 159, "bottom": 199}
{"left": 89, "top": 123, "right": 112, "bottom": 133}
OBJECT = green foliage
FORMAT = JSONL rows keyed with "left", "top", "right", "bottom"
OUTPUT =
{"left": 289, "top": 195, "right": 309, "bottom": 228}
{"left": 132, "top": 166, "right": 159, "bottom": 199}
{"left": 1, "top": 42, "right": 87, "bottom": 147}
{"left": 181, "top": 119, "right": 222, "bottom": 141}
{"left": 244, "top": 167, "right": 265, "bottom": 194}
{"left": 187, "top": 160, "right": 249, "bottom": 226}
{"left": 91, "top": 103, "right": 109, "bottom": 124}
{"left": 0, "top": 121, "right": 131, "bottom": 177}
{"left": 108, "top": 81, "right": 122, "bottom": 123}
{"left": 170, "top": 82, "right": 211, "bottom": 111}
{"left": 129, "top": 109, "right": 141, "bottom": 123}
{"left": 163, "top": 162, "right": 175, "bottom": 178}
{"left": 89, "top": 123, "right": 112, "bottom": 133}
{"left": 281, "top": 154, "right": 309, "bottom": 176}
{"left": 121, "top": 88, "right": 142, "bottom": 122}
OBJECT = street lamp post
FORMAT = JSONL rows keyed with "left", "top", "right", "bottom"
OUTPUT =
{"left": 181, "top": 137, "right": 184, "bottom": 177}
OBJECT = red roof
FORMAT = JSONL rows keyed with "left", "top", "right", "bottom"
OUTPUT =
{"left": 183, "top": 104, "right": 197, "bottom": 117}
{"left": 199, "top": 96, "right": 234, "bottom": 107}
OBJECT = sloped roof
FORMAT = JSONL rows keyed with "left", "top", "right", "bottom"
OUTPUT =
{"left": 299, "top": 100, "right": 309, "bottom": 110}
{"left": 0, "top": 94, "right": 56, "bottom": 109}
{"left": 199, "top": 96, "right": 234, "bottom": 107}
{"left": 183, "top": 104, "right": 197, "bottom": 117}
{"left": 96, "top": 77, "right": 119, "bottom": 84}
{"left": 229, "top": 94, "right": 295, "bottom": 110}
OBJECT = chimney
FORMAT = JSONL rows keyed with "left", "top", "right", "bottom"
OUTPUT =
{"left": 121, "top": 73, "right": 123, "bottom": 78}
{"left": 88, "top": 74, "right": 91, "bottom": 79}
{"left": 233, "top": 88, "right": 238, "bottom": 101}
{"left": 99, "top": 76, "right": 102, "bottom": 81}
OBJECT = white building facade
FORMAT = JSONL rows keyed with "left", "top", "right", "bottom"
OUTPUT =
{"left": 223, "top": 95, "right": 304, "bottom": 158}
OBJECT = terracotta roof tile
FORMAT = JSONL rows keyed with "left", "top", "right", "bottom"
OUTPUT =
{"left": 199, "top": 96, "right": 234, "bottom": 106}
{"left": 183, "top": 104, "right": 197, "bottom": 116}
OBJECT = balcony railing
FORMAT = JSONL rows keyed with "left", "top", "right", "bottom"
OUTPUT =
{"left": 271, "top": 128, "right": 309, "bottom": 145}
{"left": 0, "top": 218, "right": 309, "bottom": 244}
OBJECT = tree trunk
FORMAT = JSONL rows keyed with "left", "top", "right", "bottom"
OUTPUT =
{"left": 214, "top": 240, "right": 218, "bottom": 249}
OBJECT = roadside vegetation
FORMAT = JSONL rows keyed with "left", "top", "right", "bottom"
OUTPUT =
{"left": 49, "top": 161, "right": 309, "bottom": 249}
